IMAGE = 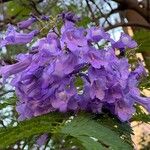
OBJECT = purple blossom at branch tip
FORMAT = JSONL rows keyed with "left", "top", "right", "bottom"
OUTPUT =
{"left": 86, "top": 27, "right": 112, "bottom": 42}
{"left": 60, "top": 11, "right": 80, "bottom": 23}
{"left": 17, "top": 17, "right": 37, "bottom": 29}
{"left": 0, "top": 25, "right": 39, "bottom": 47}
{"left": 113, "top": 33, "right": 137, "bottom": 50}
{"left": 0, "top": 13, "right": 150, "bottom": 122}
{"left": 41, "top": 15, "right": 50, "bottom": 21}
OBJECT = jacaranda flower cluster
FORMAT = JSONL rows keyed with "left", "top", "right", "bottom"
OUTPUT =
{"left": 0, "top": 12, "right": 150, "bottom": 122}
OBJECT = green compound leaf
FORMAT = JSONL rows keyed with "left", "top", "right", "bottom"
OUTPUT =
{"left": 0, "top": 113, "right": 64, "bottom": 149}
{"left": 0, "top": 113, "right": 133, "bottom": 150}
{"left": 60, "top": 113, "right": 133, "bottom": 150}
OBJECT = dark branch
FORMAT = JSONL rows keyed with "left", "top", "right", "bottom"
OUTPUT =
{"left": 89, "top": 0, "right": 112, "bottom": 26}
{"left": 112, "top": 0, "right": 149, "bottom": 22}
{"left": 105, "top": 22, "right": 150, "bottom": 31}
{"left": 0, "top": 90, "right": 15, "bottom": 97}
{"left": 0, "top": 0, "right": 12, "bottom": 3}
{"left": 30, "top": 0, "right": 42, "bottom": 15}
{"left": 85, "top": 0, "right": 99, "bottom": 25}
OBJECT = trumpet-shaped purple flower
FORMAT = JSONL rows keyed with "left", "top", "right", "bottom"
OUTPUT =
{"left": 51, "top": 78, "right": 77, "bottom": 112}
{"left": 113, "top": 33, "right": 137, "bottom": 49}
{"left": 17, "top": 17, "right": 36, "bottom": 29}
{"left": 61, "top": 11, "right": 80, "bottom": 23}
{"left": 86, "top": 27, "right": 112, "bottom": 42}
{"left": 0, "top": 55, "right": 31, "bottom": 82}
{"left": 0, "top": 25, "right": 39, "bottom": 47}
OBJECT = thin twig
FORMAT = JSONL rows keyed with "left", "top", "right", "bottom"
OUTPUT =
{"left": 30, "top": 0, "right": 42, "bottom": 15}
{"left": 85, "top": 0, "right": 99, "bottom": 25}
{"left": 0, "top": 90, "right": 15, "bottom": 97}
{"left": 89, "top": 0, "right": 112, "bottom": 26}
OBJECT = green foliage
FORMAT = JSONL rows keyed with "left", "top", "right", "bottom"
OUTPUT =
{"left": 77, "top": 16, "right": 91, "bottom": 27}
{"left": 0, "top": 44, "right": 27, "bottom": 61}
{"left": 0, "top": 112, "right": 133, "bottom": 149}
{"left": 0, "top": 113, "right": 64, "bottom": 149}
{"left": 6, "top": 0, "right": 31, "bottom": 20}
{"left": 133, "top": 30, "right": 150, "bottom": 71}
{"left": 133, "top": 30, "right": 150, "bottom": 53}
{"left": 97, "top": 114, "right": 133, "bottom": 146}
{"left": 0, "top": 96, "right": 16, "bottom": 109}
{"left": 139, "top": 76, "right": 150, "bottom": 89}
{"left": 132, "top": 105, "right": 150, "bottom": 123}
{"left": 61, "top": 114, "right": 133, "bottom": 150}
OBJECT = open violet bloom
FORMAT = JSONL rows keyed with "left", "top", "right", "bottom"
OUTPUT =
{"left": 0, "top": 24, "right": 39, "bottom": 47}
{"left": 0, "top": 12, "right": 149, "bottom": 122}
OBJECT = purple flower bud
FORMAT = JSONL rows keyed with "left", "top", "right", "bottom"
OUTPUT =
{"left": 41, "top": 15, "right": 50, "bottom": 21}
{"left": 60, "top": 11, "right": 80, "bottom": 23}
{"left": 17, "top": 17, "right": 36, "bottom": 29}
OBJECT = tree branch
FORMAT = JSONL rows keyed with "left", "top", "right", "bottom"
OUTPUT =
{"left": 0, "top": 0, "right": 12, "bottom": 3}
{"left": 105, "top": 22, "right": 150, "bottom": 31}
{"left": 89, "top": 0, "right": 112, "bottom": 26}
{"left": 29, "top": 0, "right": 42, "bottom": 15}
{"left": 0, "top": 90, "right": 15, "bottom": 97}
{"left": 85, "top": 0, "right": 99, "bottom": 25}
{"left": 112, "top": 0, "right": 150, "bottom": 23}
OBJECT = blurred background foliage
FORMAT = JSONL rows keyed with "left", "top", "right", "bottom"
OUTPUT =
{"left": 0, "top": 0, "right": 150, "bottom": 149}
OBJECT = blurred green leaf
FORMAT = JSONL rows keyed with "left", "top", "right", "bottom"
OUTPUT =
{"left": 0, "top": 96, "right": 16, "bottom": 109}
{"left": 6, "top": 0, "right": 31, "bottom": 20}
{"left": 132, "top": 105, "right": 150, "bottom": 123}
{"left": 0, "top": 113, "right": 64, "bottom": 149}
{"left": 61, "top": 113, "right": 133, "bottom": 150}
{"left": 0, "top": 112, "right": 133, "bottom": 149}
{"left": 0, "top": 44, "right": 27, "bottom": 60}
{"left": 134, "top": 30, "right": 150, "bottom": 53}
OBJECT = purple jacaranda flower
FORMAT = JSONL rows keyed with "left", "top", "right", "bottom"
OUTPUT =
{"left": 90, "top": 80, "right": 105, "bottom": 100}
{"left": 129, "top": 89, "right": 150, "bottom": 112}
{"left": 115, "top": 101, "right": 135, "bottom": 122}
{"left": 17, "top": 17, "right": 36, "bottom": 29}
{"left": 0, "top": 25, "right": 39, "bottom": 47}
{"left": 53, "top": 52, "right": 78, "bottom": 77}
{"left": 84, "top": 48, "right": 108, "bottom": 68}
{"left": 51, "top": 78, "right": 77, "bottom": 112}
{"left": 61, "top": 26, "right": 88, "bottom": 53}
{"left": 87, "top": 98, "right": 103, "bottom": 113}
{"left": 41, "top": 15, "right": 50, "bottom": 21}
{"left": 37, "top": 134, "right": 48, "bottom": 146}
{"left": 60, "top": 11, "right": 80, "bottom": 23}
{"left": 78, "top": 77, "right": 91, "bottom": 110}
{"left": 109, "top": 58, "right": 130, "bottom": 88}
{"left": 0, "top": 13, "right": 150, "bottom": 123}
{"left": 16, "top": 103, "right": 34, "bottom": 121}
{"left": 104, "top": 83, "right": 123, "bottom": 104}
{"left": 88, "top": 67, "right": 106, "bottom": 84}
{"left": 0, "top": 55, "right": 31, "bottom": 82}
{"left": 132, "top": 63, "right": 147, "bottom": 79}
{"left": 113, "top": 33, "right": 137, "bottom": 49}
{"left": 38, "top": 32, "right": 61, "bottom": 56}
{"left": 86, "top": 27, "right": 113, "bottom": 43}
